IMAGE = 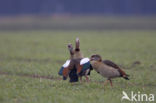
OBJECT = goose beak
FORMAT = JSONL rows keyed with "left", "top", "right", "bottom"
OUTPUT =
{"left": 68, "top": 43, "right": 72, "bottom": 48}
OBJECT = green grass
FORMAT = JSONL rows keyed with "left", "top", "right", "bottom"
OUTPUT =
{"left": 0, "top": 30, "right": 156, "bottom": 103}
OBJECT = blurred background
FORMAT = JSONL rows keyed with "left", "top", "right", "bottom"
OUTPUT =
{"left": 0, "top": 0, "right": 156, "bottom": 31}
{"left": 0, "top": 1, "right": 156, "bottom": 103}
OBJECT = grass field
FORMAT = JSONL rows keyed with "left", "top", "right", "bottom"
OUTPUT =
{"left": 0, "top": 17, "right": 156, "bottom": 103}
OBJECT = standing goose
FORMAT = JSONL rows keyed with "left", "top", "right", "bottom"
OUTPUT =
{"left": 90, "top": 54, "right": 129, "bottom": 87}
{"left": 62, "top": 38, "right": 83, "bottom": 79}
{"left": 67, "top": 38, "right": 92, "bottom": 82}
{"left": 62, "top": 38, "right": 83, "bottom": 82}
{"left": 59, "top": 38, "right": 92, "bottom": 82}
{"left": 59, "top": 44, "right": 79, "bottom": 82}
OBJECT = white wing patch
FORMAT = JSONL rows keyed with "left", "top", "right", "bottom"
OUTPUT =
{"left": 63, "top": 60, "right": 71, "bottom": 68}
{"left": 80, "top": 58, "right": 90, "bottom": 65}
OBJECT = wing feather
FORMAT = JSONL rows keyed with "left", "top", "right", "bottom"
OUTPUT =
{"left": 103, "top": 60, "right": 127, "bottom": 77}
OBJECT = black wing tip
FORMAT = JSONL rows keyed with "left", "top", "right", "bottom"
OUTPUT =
{"left": 123, "top": 74, "right": 130, "bottom": 80}
{"left": 123, "top": 77, "right": 130, "bottom": 80}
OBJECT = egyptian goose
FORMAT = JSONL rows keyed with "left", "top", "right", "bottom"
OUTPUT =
{"left": 58, "top": 43, "right": 79, "bottom": 82}
{"left": 90, "top": 54, "right": 129, "bottom": 87}
{"left": 58, "top": 38, "right": 92, "bottom": 82}
{"left": 67, "top": 41, "right": 92, "bottom": 82}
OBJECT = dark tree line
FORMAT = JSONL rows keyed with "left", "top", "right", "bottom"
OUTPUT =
{"left": 0, "top": 0, "right": 156, "bottom": 15}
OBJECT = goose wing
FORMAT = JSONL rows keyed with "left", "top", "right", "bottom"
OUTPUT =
{"left": 103, "top": 60, "right": 128, "bottom": 78}
{"left": 103, "top": 60, "right": 120, "bottom": 69}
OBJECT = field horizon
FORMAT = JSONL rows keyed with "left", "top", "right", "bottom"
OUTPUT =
{"left": 0, "top": 16, "right": 156, "bottom": 103}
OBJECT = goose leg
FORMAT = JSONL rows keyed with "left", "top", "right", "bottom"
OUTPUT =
{"left": 85, "top": 75, "right": 89, "bottom": 82}
{"left": 109, "top": 79, "right": 113, "bottom": 87}
{"left": 104, "top": 79, "right": 109, "bottom": 86}
{"left": 80, "top": 76, "right": 82, "bottom": 83}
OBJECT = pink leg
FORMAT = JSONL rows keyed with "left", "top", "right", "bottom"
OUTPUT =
{"left": 85, "top": 76, "right": 89, "bottom": 82}
{"left": 109, "top": 79, "right": 113, "bottom": 87}
{"left": 80, "top": 76, "right": 82, "bottom": 83}
{"left": 104, "top": 79, "right": 109, "bottom": 86}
